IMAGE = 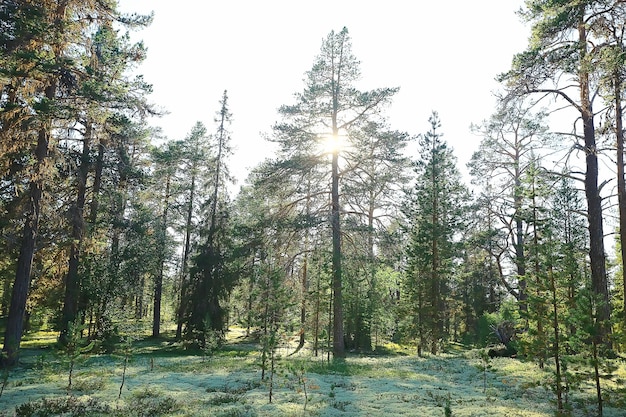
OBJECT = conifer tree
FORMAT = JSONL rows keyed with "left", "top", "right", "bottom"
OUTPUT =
{"left": 341, "top": 121, "right": 411, "bottom": 350}
{"left": 268, "top": 27, "right": 398, "bottom": 358}
{"left": 0, "top": 0, "right": 152, "bottom": 364}
{"left": 149, "top": 141, "right": 183, "bottom": 338}
{"left": 468, "top": 99, "right": 549, "bottom": 319}
{"left": 590, "top": 2, "right": 626, "bottom": 334}
{"left": 175, "top": 122, "right": 210, "bottom": 340}
{"left": 404, "top": 112, "right": 468, "bottom": 355}
{"left": 499, "top": 0, "right": 612, "bottom": 344}
{"left": 186, "top": 91, "right": 234, "bottom": 345}
{"left": 59, "top": 15, "right": 152, "bottom": 345}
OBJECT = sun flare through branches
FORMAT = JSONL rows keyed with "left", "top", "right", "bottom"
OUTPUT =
{"left": 319, "top": 131, "right": 348, "bottom": 155}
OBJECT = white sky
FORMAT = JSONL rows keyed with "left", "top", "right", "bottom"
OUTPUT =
{"left": 119, "top": 1, "right": 529, "bottom": 186}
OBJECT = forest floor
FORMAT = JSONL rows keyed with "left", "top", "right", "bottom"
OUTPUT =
{"left": 1, "top": 327, "right": 625, "bottom": 417}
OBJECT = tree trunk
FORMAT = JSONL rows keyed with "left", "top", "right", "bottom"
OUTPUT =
{"left": 579, "top": 22, "right": 610, "bottom": 347}
{"left": 153, "top": 172, "right": 171, "bottom": 337}
{"left": 295, "top": 252, "right": 307, "bottom": 352}
{"left": 531, "top": 180, "right": 545, "bottom": 368}
{"left": 60, "top": 123, "right": 92, "bottom": 344}
{"left": 331, "top": 149, "right": 345, "bottom": 358}
{"left": 514, "top": 157, "right": 528, "bottom": 317}
{"left": 313, "top": 269, "right": 321, "bottom": 356}
{"left": 176, "top": 174, "right": 195, "bottom": 339}
{"left": 1, "top": 82, "right": 55, "bottom": 365}
{"left": 548, "top": 265, "right": 564, "bottom": 415}
{"left": 89, "top": 142, "right": 105, "bottom": 226}
{"left": 614, "top": 72, "right": 626, "bottom": 332}
{"left": 362, "top": 202, "right": 375, "bottom": 351}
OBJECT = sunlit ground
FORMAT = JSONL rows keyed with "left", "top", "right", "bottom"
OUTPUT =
{"left": 1, "top": 327, "right": 624, "bottom": 417}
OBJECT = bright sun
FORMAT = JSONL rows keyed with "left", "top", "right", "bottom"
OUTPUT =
{"left": 320, "top": 132, "right": 346, "bottom": 154}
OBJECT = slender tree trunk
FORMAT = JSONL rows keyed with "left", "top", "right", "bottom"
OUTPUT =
{"left": 295, "top": 253, "right": 307, "bottom": 351}
{"left": 295, "top": 179, "right": 312, "bottom": 353}
{"left": 417, "top": 281, "right": 424, "bottom": 357}
{"left": 135, "top": 276, "right": 145, "bottom": 319}
{"left": 153, "top": 260, "right": 163, "bottom": 338}
{"left": 313, "top": 269, "right": 321, "bottom": 356}
{"left": 331, "top": 149, "right": 345, "bottom": 358}
{"left": 363, "top": 203, "right": 375, "bottom": 352}
{"left": 592, "top": 338, "right": 603, "bottom": 417}
{"left": 89, "top": 142, "right": 105, "bottom": 226}
{"left": 176, "top": 174, "right": 195, "bottom": 339}
{"left": 329, "top": 44, "right": 346, "bottom": 358}
{"left": 548, "top": 265, "right": 564, "bottom": 415}
{"left": 60, "top": 123, "right": 92, "bottom": 344}
{"left": 615, "top": 72, "right": 626, "bottom": 332}
{"left": 514, "top": 155, "right": 528, "bottom": 317}
{"left": 531, "top": 179, "right": 545, "bottom": 369}
{"left": 153, "top": 173, "right": 171, "bottom": 338}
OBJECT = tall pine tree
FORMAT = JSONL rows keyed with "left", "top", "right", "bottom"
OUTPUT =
{"left": 404, "top": 112, "right": 468, "bottom": 355}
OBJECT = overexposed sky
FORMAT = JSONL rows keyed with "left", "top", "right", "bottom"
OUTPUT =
{"left": 119, "top": 1, "right": 529, "bottom": 186}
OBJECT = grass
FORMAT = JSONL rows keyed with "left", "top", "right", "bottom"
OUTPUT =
{"left": 0, "top": 328, "right": 624, "bottom": 416}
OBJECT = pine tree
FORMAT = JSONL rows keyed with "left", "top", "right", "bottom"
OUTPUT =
{"left": 590, "top": 2, "right": 626, "bottom": 336}
{"left": 499, "top": 0, "right": 612, "bottom": 344}
{"left": 468, "top": 99, "right": 549, "bottom": 319}
{"left": 59, "top": 17, "right": 152, "bottom": 345}
{"left": 404, "top": 112, "right": 468, "bottom": 355}
{"left": 268, "top": 27, "right": 398, "bottom": 358}
{"left": 149, "top": 141, "right": 183, "bottom": 338}
{"left": 0, "top": 0, "right": 151, "bottom": 365}
{"left": 341, "top": 122, "right": 411, "bottom": 351}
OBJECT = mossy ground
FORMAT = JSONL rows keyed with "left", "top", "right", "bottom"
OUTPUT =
{"left": 1, "top": 327, "right": 624, "bottom": 416}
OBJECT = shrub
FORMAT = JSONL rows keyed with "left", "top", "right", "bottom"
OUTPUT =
{"left": 15, "top": 396, "right": 110, "bottom": 417}
{"left": 117, "top": 387, "right": 179, "bottom": 417}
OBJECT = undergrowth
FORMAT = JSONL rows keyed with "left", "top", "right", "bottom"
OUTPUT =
{"left": 2, "top": 331, "right": 625, "bottom": 417}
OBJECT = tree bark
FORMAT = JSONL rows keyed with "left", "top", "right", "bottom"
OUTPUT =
{"left": 1, "top": 82, "right": 55, "bottom": 365}
{"left": 579, "top": 21, "right": 610, "bottom": 346}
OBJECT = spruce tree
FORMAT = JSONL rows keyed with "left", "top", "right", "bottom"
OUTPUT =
{"left": 186, "top": 91, "right": 234, "bottom": 345}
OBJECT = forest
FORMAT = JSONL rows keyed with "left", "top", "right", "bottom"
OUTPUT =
{"left": 1, "top": 1, "right": 626, "bottom": 416}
